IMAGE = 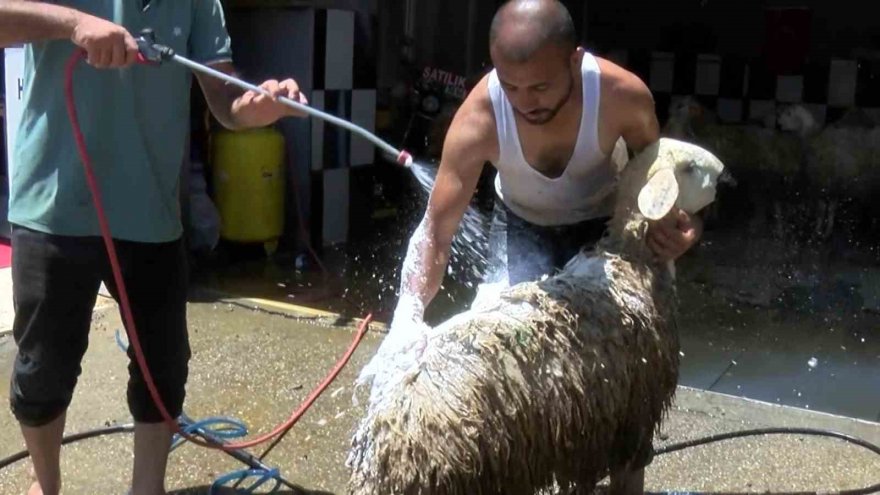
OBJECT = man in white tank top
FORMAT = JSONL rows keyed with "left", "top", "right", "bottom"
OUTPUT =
{"left": 379, "top": 4, "right": 704, "bottom": 488}
{"left": 394, "top": 0, "right": 701, "bottom": 305}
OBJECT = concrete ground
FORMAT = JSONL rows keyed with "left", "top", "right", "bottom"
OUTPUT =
{"left": 0, "top": 295, "right": 878, "bottom": 495}
{"left": 191, "top": 243, "right": 880, "bottom": 425}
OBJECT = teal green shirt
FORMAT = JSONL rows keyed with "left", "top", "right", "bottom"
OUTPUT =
{"left": 10, "top": 0, "right": 232, "bottom": 242}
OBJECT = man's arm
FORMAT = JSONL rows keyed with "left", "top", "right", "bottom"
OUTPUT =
{"left": 612, "top": 70, "right": 703, "bottom": 260}
{"left": 613, "top": 72, "right": 661, "bottom": 152}
{"left": 395, "top": 89, "right": 496, "bottom": 323}
{"left": 354, "top": 98, "right": 493, "bottom": 385}
{"left": 195, "top": 63, "right": 309, "bottom": 131}
{"left": 0, "top": 0, "right": 79, "bottom": 45}
{"left": 0, "top": 0, "right": 138, "bottom": 68}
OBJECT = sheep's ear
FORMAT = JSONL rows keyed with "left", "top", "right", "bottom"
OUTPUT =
{"left": 638, "top": 168, "right": 679, "bottom": 220}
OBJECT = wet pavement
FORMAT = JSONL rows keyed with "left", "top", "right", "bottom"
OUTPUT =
{"left": 0, "top": 296, "right": 376, "bottom": 495}
{"left": 0, "top": 296, "right": 878, "bottom": 494}
{"left": 191, "top": 229, "right": 880, "bottom": 425}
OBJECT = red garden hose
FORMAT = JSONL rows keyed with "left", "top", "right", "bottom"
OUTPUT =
{"left": 63, "top": 49, "right": 371, "bottom": 451}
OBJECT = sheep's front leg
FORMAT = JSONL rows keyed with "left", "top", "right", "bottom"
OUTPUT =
{"left": 609, "top": 467, "right": 644, "bottom": 495}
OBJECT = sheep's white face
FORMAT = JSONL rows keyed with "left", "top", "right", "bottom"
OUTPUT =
{"left": 637, "top": 138, "right": 727, "bottom": 220}
{"left": 667, "top": 96, "right": 702, "bottom": 124}
{"left": 777, "top": 104, "right": 816, "bottom": 134}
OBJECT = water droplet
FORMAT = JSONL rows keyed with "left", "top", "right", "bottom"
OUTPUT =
{"left": 807, "top": 357, "right": 818, "bottom": 368}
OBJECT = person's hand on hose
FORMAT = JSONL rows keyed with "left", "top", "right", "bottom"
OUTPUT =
{"left": 70, "top": 13, "right": 139, "bottom": 69}
{"left": 233, "top": 78, "right": 310, "bottom": 126}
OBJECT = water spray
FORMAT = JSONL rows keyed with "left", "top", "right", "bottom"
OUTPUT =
{"left": 136, "top": 29, "right": 414, "bottom": 168}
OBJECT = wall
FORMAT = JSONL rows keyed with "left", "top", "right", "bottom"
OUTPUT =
{"left": 389, "top": 0, "right": 880, "bottom": 128}
{"left": 2, "top": 49, "right": 23, "bottom": 197}
{"left": 583, "top": 2, "right": 880, "bottom": 128}
{"left": 0, "top": 52, "right": 7, "bottom": 190}
{"left": 585, "top": 0, "right": 877, "bottom": 59}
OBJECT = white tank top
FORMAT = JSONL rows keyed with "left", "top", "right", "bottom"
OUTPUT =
{"left": 488, "top": 52, "right": 627, "bottom": 226}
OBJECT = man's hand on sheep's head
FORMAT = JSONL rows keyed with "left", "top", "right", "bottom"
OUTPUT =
{"left": 646, "top": 207, "right": 703, "bottom": 262}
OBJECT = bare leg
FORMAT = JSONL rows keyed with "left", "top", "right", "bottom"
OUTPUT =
{"left": 130, "top": 422, "right": 174, "bottom": 495}
{"left": 609, "top": 467, "right": 644, "bottom": 495}
{"left": 20, "top": 412, "right": 66, "bottom": 495}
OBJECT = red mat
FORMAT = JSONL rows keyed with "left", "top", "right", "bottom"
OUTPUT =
{"left": 0, "top": 239, "right": 11, "bottom": 269}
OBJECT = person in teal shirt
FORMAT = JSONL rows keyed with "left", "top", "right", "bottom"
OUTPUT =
{"left": 0, "top": 2, "right": 308, "bottom": 494}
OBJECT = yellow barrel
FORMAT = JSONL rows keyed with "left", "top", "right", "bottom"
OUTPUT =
{"left": 211, "top": 127, "right": 285, "bottom": 244}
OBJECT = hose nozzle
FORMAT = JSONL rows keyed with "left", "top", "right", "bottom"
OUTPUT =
{"left": 136, "top": 28, "right": 176, "bottom": 64}
{"left": 396, "top": 150, "right": 413, "bottom": 168}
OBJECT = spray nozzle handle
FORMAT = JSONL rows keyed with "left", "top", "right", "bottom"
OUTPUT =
{"left": 136, "top": 28, "right": 176, "bottom": 64}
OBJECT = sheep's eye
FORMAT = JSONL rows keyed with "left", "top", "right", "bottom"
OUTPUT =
{"left": 685, "top": 161, "right": 698, "bottom": 173}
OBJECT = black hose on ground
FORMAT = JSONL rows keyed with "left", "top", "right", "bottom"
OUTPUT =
{"left": 652, "top": 426, "right": 880, "bottom": 495}
{"left": 0, "top": 423, "right": 135, "bottom": 471}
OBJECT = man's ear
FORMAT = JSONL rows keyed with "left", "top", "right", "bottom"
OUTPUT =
{"left": 571, "top": 46, "right": 584, "bottom": 70}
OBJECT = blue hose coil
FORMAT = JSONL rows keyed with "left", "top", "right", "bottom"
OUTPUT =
{"left": 210, "top": 467, "right": 282, "bottom": 494}
{"left": 171, "top": 416, "right": 249, "bottom": 452}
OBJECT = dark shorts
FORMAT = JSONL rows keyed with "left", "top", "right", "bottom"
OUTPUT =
{"left": 9, "top": 224, "right": 190, "bottom": 426}
{"left": 486, "top": 198, "right": 609, "bottom": 286}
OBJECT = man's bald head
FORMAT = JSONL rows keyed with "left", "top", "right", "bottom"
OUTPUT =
{"left": 489, "top": 0, "right": 577, "bottom": 63}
